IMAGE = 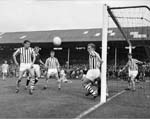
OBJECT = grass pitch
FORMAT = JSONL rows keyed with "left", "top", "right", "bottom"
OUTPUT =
{"left": 0, "top": 77, "right": 149, "bottom": 118}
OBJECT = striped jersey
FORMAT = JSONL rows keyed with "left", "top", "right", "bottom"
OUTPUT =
{"left": 45, "top": 57, "right": 60, "bottom": 69}
{"left": 14, "top": 47, "right": 35, "bottom": 64}
{"left": 127, "top": 58, "right": 140, "bottom": 71}
{"left": 89, "top": 51, "right": 101, "bottom": 69}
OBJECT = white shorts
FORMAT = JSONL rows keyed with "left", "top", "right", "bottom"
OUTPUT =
{"left": 20, "top": 63, "right": 32, "bottom": 72}
{"left": 129, "top": 70, "right": 138, "bottom": 78}
{"left": 33, "top": 64, "right": 40, "bottom": 76}
{"left": 85, "top": 69, "right": 100, "bottom": 82}
{"left": 2, "top": 70, "right": 7, "bottom": 74}
{"left": 47, "top": 69, "right": 58, "bottom": 77}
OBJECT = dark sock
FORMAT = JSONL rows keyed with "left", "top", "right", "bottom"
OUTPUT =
{"left": 97, "top": 80, "right": 101, "bottom": 96}
{"left": 26, "top": 79, "right": 30, "bottom": 86}
{"left": 16, "top": 80, "right": 21, "bottom": 88}
{"left": 34, "top": 79, "right": 38, "bottom": 85}
{"left": 17, "top": 79, "right": 21, "bottom": 84}
{"left": 84, "top": 83, "right": 95, "bottom": 94}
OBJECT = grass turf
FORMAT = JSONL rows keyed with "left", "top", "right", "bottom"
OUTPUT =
{"left": 84, "top": 80, "right": 150, "bottom": 118}
{"left": 0, "top": 77, "right": 149, "bottom": 118}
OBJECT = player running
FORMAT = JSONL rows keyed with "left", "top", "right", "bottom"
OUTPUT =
{"left": 82, "top": 43, "right": 103, "bottom": 98}
{"left": 1, "top": 60, "right": 9, "bottom": 80}
{"left": 25, "top": 46, "right": 44, "bottom": 90}
{"left": 13, "top": 40, "right": 36, "bottom": 95}
{"left": 119, "top": 53, "right": 143, "bottom": 91}
{"left": 43, "top": 50, "right": 61, "bottom": 90}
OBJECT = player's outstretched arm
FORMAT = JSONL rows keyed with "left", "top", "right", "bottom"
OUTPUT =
{"left": 120, "top": 62, "right": 129, "bottom": 73}
{"left": 95, "top": 52, "right": 103, "bottom": 64}
{"left": 134, "top": 59, "right": 143, "bottom": 64}
{"left": 39, "top": 59, "right": 44, "bottom": 66}
{"left": 13, "top": 49, "right": 20, "bottom": 66}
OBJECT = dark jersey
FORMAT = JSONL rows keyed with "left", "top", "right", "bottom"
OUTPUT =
{"left": 34, "top": 53, "right": 41, "bottom": 64}
{"left": 83, "top": 69, "right": 88, "bottom": 74}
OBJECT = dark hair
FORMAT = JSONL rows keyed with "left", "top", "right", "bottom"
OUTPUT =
{"left": 88, "top": 43, "right": 96, "bottom": 50}
{"left": 23, "top": 40, "right": 30, "bottom": 44}
{"left": 50, "top": 50, "right": 55, "bottom": 53}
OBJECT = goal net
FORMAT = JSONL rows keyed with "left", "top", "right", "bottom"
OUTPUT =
{"left": 108, "top": 6, "right": 150, "bottom": 55}
{"left": 101, "top": 5, "right": 150, "bottom": 103}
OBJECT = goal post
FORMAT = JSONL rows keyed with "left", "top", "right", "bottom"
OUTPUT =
{"left": 101, "top": 4, "right": 108, "bottom": 103}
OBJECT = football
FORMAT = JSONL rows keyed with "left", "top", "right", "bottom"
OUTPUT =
{"left": 53, "top": 36, "right": 62, "bottom": 46}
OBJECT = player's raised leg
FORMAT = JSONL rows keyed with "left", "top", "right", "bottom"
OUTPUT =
{"left": 82, "top": 43, "right": 103, "bottom": 98}
{"left": 82, "top": 77, "right": 96, "bottom": 96}
{"left": 33, "top": 46, "right": 44, "bottom": 86}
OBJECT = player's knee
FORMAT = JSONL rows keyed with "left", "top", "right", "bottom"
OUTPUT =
{"left": 131, "top": 77, "right": 135, "bottom": 81}
{"left": 83, "top": 81, "right": 92, "bottom": 88}
{"left": 81, "top": 74, "right": 86, "bottom": 81}
{"left": 82, "top": 77, "right": 89, "bottom": 84}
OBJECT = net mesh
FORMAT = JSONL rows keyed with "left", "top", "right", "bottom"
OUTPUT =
{"left": 106, "top": 6, "right": 150, "bottom": 107}
{"left": 108, "top": 6, "right": 150, "bottom": 41}
{"left": 107, "top": 6, "right": 150, "bottom": 60}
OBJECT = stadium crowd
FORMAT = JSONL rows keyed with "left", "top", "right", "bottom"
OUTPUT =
{"left": 1, "top": 59, "right": 150, "bottom": 81}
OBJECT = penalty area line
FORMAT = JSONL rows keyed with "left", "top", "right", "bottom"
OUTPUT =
{"left": 74, "top": 90, "right": 126, "bottom": 119}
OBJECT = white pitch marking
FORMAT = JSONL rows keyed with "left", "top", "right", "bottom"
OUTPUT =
{"left": 74, "top": 90, "right": 126, "bottom": 119}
